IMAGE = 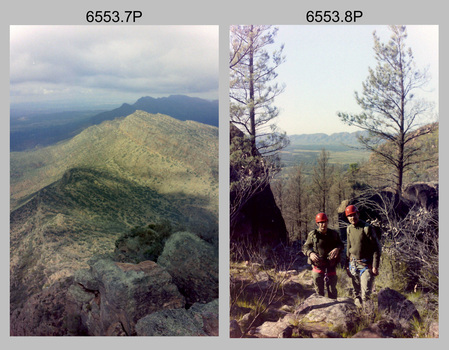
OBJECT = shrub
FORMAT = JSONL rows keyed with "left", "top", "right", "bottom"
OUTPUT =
{"left": 375, "top": 250, "right": 410, "bottom": 292}
{"left": 114, "top": 219, "right": 175, "bottom": 263}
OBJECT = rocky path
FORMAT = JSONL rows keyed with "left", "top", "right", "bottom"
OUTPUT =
{"left": 230, "top": 264, "right": 434, "bottom": 338}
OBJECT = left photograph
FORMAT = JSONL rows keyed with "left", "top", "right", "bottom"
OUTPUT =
{"left": 10, "top": 25, "right": 219, "bottom": 336}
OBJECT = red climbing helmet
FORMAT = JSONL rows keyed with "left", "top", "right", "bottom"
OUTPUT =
{"left": 345, "top": 205, "right": 358, "bottom": 217}
{"left": 315, "top": 212, "right": 328, "bottom": 223}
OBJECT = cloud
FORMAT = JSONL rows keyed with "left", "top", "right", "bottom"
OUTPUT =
{"left": 10, "top": 25, "right": 218, "bottom": 108}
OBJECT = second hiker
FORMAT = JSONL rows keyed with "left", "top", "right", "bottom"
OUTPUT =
{"left": 344, "top": 204, "right": 382, "bottom": 307}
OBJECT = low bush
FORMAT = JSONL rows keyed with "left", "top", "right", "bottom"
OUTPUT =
{"left": 114, "top": 219, "right": 175, "bottom": 263}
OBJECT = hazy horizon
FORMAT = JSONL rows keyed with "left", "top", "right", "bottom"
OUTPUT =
{"left": 10, "top": 93, "right": 220, "bottom": 118}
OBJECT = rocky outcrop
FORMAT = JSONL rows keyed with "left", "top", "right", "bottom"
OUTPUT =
{"left": 352, "top": 318, "right": 400, "bottom": 338}
{"left": 66, "top": 258, "right": 185, "bottom": 336}
{"left": 11, "top": 229, "right": 219, "bottom": 336}
{"left": 10, "top": 111, "right": 219, "bottom": 335}
{"left": 135, "top": 299, "right": 218, "bottom": 336}
{"left": 296, "top": 295, "right": 359, "bottom": 333}
{"left": 230, "top": 319, "right": 243, "bottom": 338}
{"left": 403, "top": 182, "right": 438, "bottom": 210}
{"left": 232, "top": 184, "right": 288, "bottom": 247}
{"left": 10, "top": 277, "right": 74, "bottom": 336}
{"left": 230, "top": 262, "right": 429, "bottom": 338}
{"left": 352, "top": 288, "right": 422, "bottom": 338}
{"left": 234, "top": 290, "right": 426, "bottom": 338}
{"left": 230, "top": 123, "right": 288, "bottom": 247}
{"left": 157, "top": 232, "right": 218, "bottom": 305}
{"left": 189, "top": 298, "right": 219, "bottom": 336}
{"left": 377, "top": 287, "right": 421, "bottom": 323}
{"left": 251, "top": 295, "right": 359, "bottom": 338}
{"left": 338, "top": 182, "right": 438, "bottom": 223}
{"left": 66, "top": 232, "right": 219, "bottom": 336}
{"left": 230, "top": 293, "right": 359, "bottom": 338}
{"left": 337, "top": 182, "right": 439, "bottom": 241}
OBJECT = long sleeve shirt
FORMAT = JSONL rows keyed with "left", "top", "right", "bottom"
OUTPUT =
{"left": 346, "top": 220, "right": 382, "bottom": 269}
{"left": 303, "top": 228, "right": 344, "bottom": 265}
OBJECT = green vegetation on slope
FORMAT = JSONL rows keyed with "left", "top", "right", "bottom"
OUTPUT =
{"left": 10, "top": 95, "right": 219, "bottom": 151}
{"left": 11, "top": 111, "right": 218, "bottom": 213}
{"left": 10, "top": 111, "right": 219, "bottom": 314}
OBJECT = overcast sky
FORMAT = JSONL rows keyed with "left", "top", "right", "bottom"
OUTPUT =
{"left": 272, "top": 25, "right": 439, "bottom": 135}
{"left": 10, "top": 25, "right": 218, "bottom": 113}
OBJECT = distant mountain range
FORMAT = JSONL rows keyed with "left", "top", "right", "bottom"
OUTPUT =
{"left": 10, "top": 111, "right": 218, "bottom": 319}
{"left": 91, "top": 95, "right": 218, "bottom": 127}
{"left": 288, "top": 131, "right": 366, "bottom": 149}
{"left": 10, "top": 95, "right": 218, "bottom": 151}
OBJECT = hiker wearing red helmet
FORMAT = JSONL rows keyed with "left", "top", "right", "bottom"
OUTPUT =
{"left": 344, "top": 205, "right": 382, "bottom": 306}
{"left": 303, "top": 212, "right": 344, "bottom": 299}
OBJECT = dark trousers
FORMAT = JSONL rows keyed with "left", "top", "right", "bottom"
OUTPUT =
{"left": 312, "top": 266, "right": 338, "bottom": 299}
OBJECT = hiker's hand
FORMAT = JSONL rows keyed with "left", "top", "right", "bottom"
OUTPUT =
{"left": 372, "top": 267, "right": 379, "bottom": 276}
{"left": 309, "top": 252, "right": 320, "bottom": 264}
{"left": 328, "top": 248, "right": 340, "bottom": 260}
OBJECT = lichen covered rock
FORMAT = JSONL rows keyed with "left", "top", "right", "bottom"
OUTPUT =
{"left": 67, "top": 258, "right": 185, "bottom": 335}
{"left": 157, "top": 232, "right": 218, "bottom": 304}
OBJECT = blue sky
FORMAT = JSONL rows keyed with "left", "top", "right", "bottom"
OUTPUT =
{"left": 271, "top": 25, "right": 439, "bottom": 135}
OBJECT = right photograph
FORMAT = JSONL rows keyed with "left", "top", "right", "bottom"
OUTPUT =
{"left": 229, "top": 25, "right": 439, "bottom": 338}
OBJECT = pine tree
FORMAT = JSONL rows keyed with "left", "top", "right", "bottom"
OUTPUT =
{"left": 230, "top": 25, "right": 288, "bottom": 159}
{"left": 338, "top": 25, "right": 436, "bottom": 196}
{"left": 229, "top": 25, "right": 289, "bottom": 231}
{"left": 312, "top": 148, "right": 334, "bottom": 213}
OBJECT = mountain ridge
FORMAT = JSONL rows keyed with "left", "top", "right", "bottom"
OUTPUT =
{"left": 11, "top": 111, "right": 218, "bottom": 211}
{"left": 10, "top": 95, "right": 219, "bottom": 151}
{"left": 288, "top": 130, "right": 366, "bottom": 147}
{"left": 10, "top": 111, "right": 218, "bottom": 317}
{"left": 91, "top": 95, "right": 218, "bottom": 127}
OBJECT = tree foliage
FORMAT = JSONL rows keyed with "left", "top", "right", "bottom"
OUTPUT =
{"left": 357, "top": 190, "right": 438, "bottom": 297}
{"left": 281, "top": 165, "right": 310, "bottom": 241}
{"left": 338, "top": 25, "right": 436, "bottom": 195}
{"left": 230, "top": 25, "right": 289, "bottom": 159}
{"left": 311, "top": 148, "right": 334, "bottom": 213}
{"left": 229, "top": 25, "right": 289, "bottom": 234}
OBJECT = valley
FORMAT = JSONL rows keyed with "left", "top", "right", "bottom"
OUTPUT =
{"left": 279, "top": 131, "right": 371, "bottom": 172}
